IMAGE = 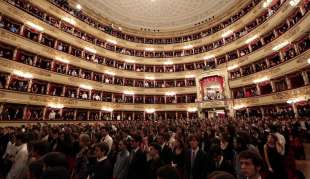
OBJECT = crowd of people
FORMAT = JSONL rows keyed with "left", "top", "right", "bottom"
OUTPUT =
{"left": 0, "top": 117, "right": 308, "bottom": 179}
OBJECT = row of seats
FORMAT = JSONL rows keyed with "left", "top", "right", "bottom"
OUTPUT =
{"left": 0, "top": 72, "right": 197, "bottom": 104}
{"left": 232, "top": 69, "right": 310, "bottom": 98}
{"left": 4, "top": 0, "right": 300, "bottom": 58}
{"left": 0, "top": 5, "right": 307, "bottom": 74}
{"left": 49, "top": 0, "right": 260, "bottom": 44}
{"left": 0, "top": 102, "right": 198, "bottom": 121}
{"left": 0, "top": 43, "right": 197, "bottom": 88}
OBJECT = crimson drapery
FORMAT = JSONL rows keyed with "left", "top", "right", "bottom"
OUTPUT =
{"left": 200, "top": 76, "right": 224, "bottom": 98}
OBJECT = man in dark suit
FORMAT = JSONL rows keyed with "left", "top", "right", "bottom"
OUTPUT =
{"left": 209, "top": 146, "right": 235, "bottom": 176}
{"left": 127, "top": 135, "right": 147, "bottom": 179}
{"left": 185, "top": 135, "right": 208, "bottom": 179}
{"left": 156, "top": 134, "right": 173, "bottom": 165}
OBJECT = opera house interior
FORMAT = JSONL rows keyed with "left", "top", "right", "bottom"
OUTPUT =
{"left": 0, "top": 0, "right": 309, "bottom": 179}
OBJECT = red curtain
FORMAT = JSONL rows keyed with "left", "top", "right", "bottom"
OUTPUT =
{"left": 200, "top": 76, "right": 224, "bottom": 98}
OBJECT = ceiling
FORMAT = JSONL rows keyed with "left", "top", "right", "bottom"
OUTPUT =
{"left": 76, "top": 0, "right": 239, "bottom": 32}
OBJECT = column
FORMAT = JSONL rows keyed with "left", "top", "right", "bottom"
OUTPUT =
{"left": 22, "top": 106, "right": 28, "bottom": 120}
{"left": 61, "top": 86, "right": 66, "bottom": 96}
{"left": 27, "top": 79, "right": 33, "bottom": 92}
{"left": 292, "top": 103, "right": 298, "bottom": 118}
{"left": 270, "top": 80, "right": 276, "bottom": 92}
{"left": 99, "top": 111, "right": 102, "bottom": 121}
{"left": 260, "top": 107, "right": 265, "bottom": 118}
{"left": 13, "top": 49, "right": 18, "bottom": 60}
{"left": 38, "top": 33, "right": 43, "bottom": 43}
{"left": 87, "top": 111, "right": 90, "bottom": 121}
{"left": 301, "top": 71, "right": 309, "bottom": 85}
{"left": 285, "top": 76, "right": 292, "bottom": 89}
{"left": 19, "top": 25, "right": 25, "bottom": 36}
{"left": 279, "top": 51, "right": 284, "bottom": 62}
{"left": 256, "top": 84, "right": 261, "bottom": 95}
{"left": 42, "top": 107, "right": 47, "bottom": 120}
{"left": 73, "top": 109, "right": 77, "bottom": 120}
{"left": 5, "top": 75, "right": 11, "bottom": 89}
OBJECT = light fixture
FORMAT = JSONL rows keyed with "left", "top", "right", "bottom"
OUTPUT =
{"left": 165, "top": 92, "right": 176, "bottom": 96}
{"left": 79, "top": 84, "right": 93, "bottom": 90}
{"left": 55, "top": 57, "right": 69, "bottom": 64}
{"left": 253, "top": 76, "right": 269, "bottom": 83}
{"left": 84, "top": 47, "right": 96, "bottom": 54}
{"left": 105, "top": 71, "right": 115, "bottom": 76}
{"left": 123, "top": 91, "right": 135, "bottom": 95}
{"left": 287, "top": 97, "right": 304, "bottom": 104}
{"left": 185, "top": 74, "right": 195, "bottom": 78}
{"left": 187, "top": 107, "right": 198, "bottom": 112}
{"left": 221, "top": 30, "right": 233, "bottom": 38}
{"left": 203, "top": 55, "right": 215, "bottom": 60}
{"left": 76, "top": 4, "right": 82, "bottom": 10}
{"left": 245, "top": 35, "right": 259, "bottom": 44}
{"left": 107, "top": 39, "right": 117, "bottom": 45}
{"left": 289, "top": 0, "right": 301, "bottom": 6}
{"left": 26, "top": 22, "right": 44, "bottom": 31}
{"left": 272, "top": 41, "right": 289, "bottom": 51}
{"left": 233, "top": 104, "right": 246, "bottom": 110}
{"left": 164, "top": 61, "right": 173, "bottom": 65}
{"left": 307, "top": 58, "right": 310, "bottom": 64}
{"left": 145, "top": 108, "right": 155, "bottom": 113}
{"left": 227, "top": 64, "right": 239, "bottom": 71}
{"left": 145, "top": 47, "right": 154, "bottom": 51}
{"left": 262, "top": 0, "right": 272, "bottom": 8}
{"left": 208, "top": 85, "right": 220, "bottom": 89}
{"left": 101, "top": 107, "right": 113, "bottom": 112}
{"left": 125, "top": 59, "right": 135, "bottom": 63}
{"left": 145, "top": 76, "right": 155, "bottom": 80}
{"left": 216, "top": 110, "right": 225, "bottom": 114}
{"left": 48, "top": 103, "right": 64, "bottom": 109}
{"left": 62, "top": 17, "right": 76, "bottom": 25}
{"left": 13, "top": 70, "right": 33, "bottom": 79}
{"left": 183, "top": 45, "right": 193, "bottom": 49}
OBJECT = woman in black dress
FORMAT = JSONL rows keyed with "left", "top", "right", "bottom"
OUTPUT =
{"left": 172, "top": 137, "right": 186, "bottom": 179}
{"left": 264, "top": 134, "right": 287, "bottom": 179}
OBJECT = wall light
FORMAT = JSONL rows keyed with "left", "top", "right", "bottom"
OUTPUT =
{"left": 233, "top": 104, "right": 246, "bottom": 110}
{"left": 125, "top": 59, "right": 135, "bottom": 63}
{"left": 123, "top": 91, "right": 135, "bottom": 95}
{"left": 164, "top": 61, "right": 174, "bottom": 65}
{"left": 185, "top": 74, "right": 195, "bottom": 78}
{"left": 101, "top": 107, "right": 113, "bottom": 112}
{"left": 272, "top": 41, "right": 289, "bottom": 51}
{"left": 289, "top": 0, "right": 301, "bottom": 6}
{"left": 183, "top": 45, "right": 193, "bottom": 49}
{"left": 203, "top": 55, "right": 215, "bottom": 60}
{"left": 165, "top": 92, "right": 176, "bottom": 96}
{"left": 245, "top": 35, "right": 259, "bottom": 44}
{"left": 145, "top": 76, "right": 155, "bottom": 80}
{"left": 62, "top": 17, "right": 76, "bottom": 25}
{"left": 307, "top": 58, "right": 310, "bottom": 64}
{"left": 253, "top": 76, "right": 269, "bottom": 83}
{"left": 107, "top": 39, "right": 117, "bottom": 45}
{"left": 145, "top": 108, "right": 155, "bottom": 113}
{"left": 76, "top": 4, "right": 82, "bottom": 10}
{"left": 222, "top": 30, "right": 233, "bottom": 38}
{"left": 105, "top": 71, "right": 115, "bottom": 76}
{"left": 13, "top": 70, "right": 33, "bottom": 79}
{"left": 287, "top": 97, "right": 304, "bottom": 104}
{"left": 262, "top": 0, "right": 272, "bottom": 8}
{"left": 187, "top": 107, "right": 198, "bottom": 112}
{"left": 79, "top": 84, "right": 93, "bottom": 90}
{"left": 227, "top": 64, "right": 239, "bottom": 71}
{"left": 55, "top": 57, "right": 69, "bottom": 64}
{"left": 145, "top": 47, "right": 154, "bottom": 51}
{"left": 48, "top": 103, "right": 64, "bottom": 109}
{"left": 84, "top": 47, "right": 96, "bottom": 54}
{"left": 26, "top": 22, "right": 44, "bottom": 31}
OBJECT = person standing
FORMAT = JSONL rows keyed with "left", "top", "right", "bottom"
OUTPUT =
{"left": 113, "top": 140, "right": 130, "bottom": 179}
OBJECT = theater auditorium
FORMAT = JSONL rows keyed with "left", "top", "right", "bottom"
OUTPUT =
{"left": 0, "top": 0, "right": 309, "bottom": 179}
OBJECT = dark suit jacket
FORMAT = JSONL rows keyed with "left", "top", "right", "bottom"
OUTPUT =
{"left": 209, "top": 158, "right": 235, "bottom": 176}
{"left": 161, "top": 144, "right": 173, "bottom": 165}
{"left": 185, "top": 149, "right": 209, "bottom": 179}
{"left": 127, "top": 149, "right": 147, "bottom": 179}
